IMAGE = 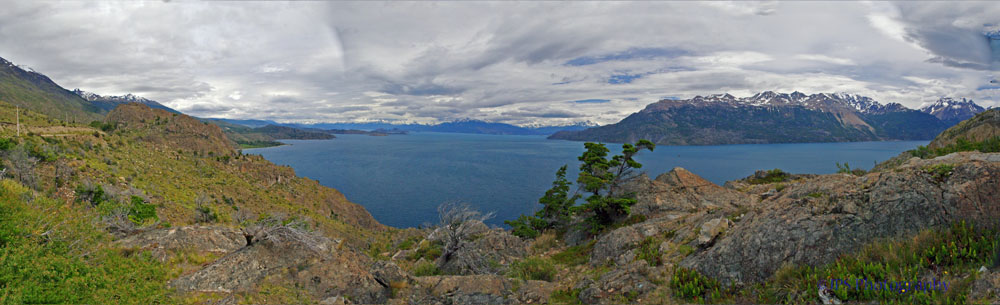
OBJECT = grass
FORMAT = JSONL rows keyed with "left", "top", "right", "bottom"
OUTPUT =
{"left": 910, "top": 136, "right": 1000, "bottom": 159}
{"left": 549, "top": 288, "right": 583, "bottom": 305}
{"left": 508, "top": 257, "right": 557, "bottom": 282}
{"left": 744, "top": 221, "right": 996, "bottom": 304}
{"left": 551, "top": 240, "right": 596, "bottom": 266}
{"left": 671, "top": 267, "right": 724, "bottom": 303}
{"left": 412, "top": 261, "right": 441, "bottom": 277}
{"left": 0, "top": 179, "right": 173, "bottom": 304}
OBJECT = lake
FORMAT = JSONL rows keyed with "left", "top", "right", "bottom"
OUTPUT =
{"left": 246, "top": 133, "right": 927, "bottom": 228}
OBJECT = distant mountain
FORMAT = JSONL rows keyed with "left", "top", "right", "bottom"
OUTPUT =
{"left": 0, "top": 56, "right": 104, "bottom": 122}
{"left": 72, "top": 89, "right": 180, "bottom": 114}
{"left": 550, "top": 91, "right": 951, "bottom": 145}
{"left": 207, "top": 118, "right": 280, "bottom": 128}
{"left": 919, "top": 97, "right": 985, "bottom": 126}
{"left": 205, "top": 119, "right": 335, "bottom": 148}
{"left": 234, "top": 119, "right": 596, "bottom": 136}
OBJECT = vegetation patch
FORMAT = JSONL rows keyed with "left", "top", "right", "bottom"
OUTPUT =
{"left": 747, "top": 168, "right": 790, "bottom": 184}
{"left": 745, "top": 221, "right": 995, "bottom": 304}
{"left": 911, "top": 136, "right": 1000, "bottom": 159}
{"left": 551, "top": 240, "right": 596, "bottom": 266}
{"left": 671, "top": 267, "right": 724, "bottom": 303}
{"left": 507, "top": 257, "right": 557, "bottom": 282}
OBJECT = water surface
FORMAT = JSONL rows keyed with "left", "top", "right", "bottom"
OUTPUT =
{"left": 247, "top": 133, "right": 926, "bottom": 228}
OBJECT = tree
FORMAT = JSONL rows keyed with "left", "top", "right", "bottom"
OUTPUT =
{"left": 505, "top": 140, "right": 655, "bottom": 237}
{"left": 505, "top": 165, "right": 580, "bottom": 238}
{"left": 435, "top": 202, "right": 494, "bottom": 267}
{"left": 575, "top": 140, "right": 654, "bottom": 233}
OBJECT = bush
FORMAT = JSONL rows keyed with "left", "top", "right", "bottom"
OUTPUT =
{"left": 636, "top": 236, "right": 662, "bottom": 266}
{"left": 0, "top": 179, "right": 172, "bottom": 303}
{"left": 551, "top": 240, "right": 595, "bottom": 266}
{"left": 671, "top": 267, "right": 723, "bottom": 303}
{"left": 747, "top": 168, "right": 790, "bottom": 184}
{"left": 127, "top": 195, "right": 158, "bottom": 224}
{"left": 412, "top": 261, "right": 441, "bottom": 276}
{"left": 507, "top": 257, "right": 557, "bottom": 281}
{"left": 836, "top": 162, "right": 867, "bottom": 176}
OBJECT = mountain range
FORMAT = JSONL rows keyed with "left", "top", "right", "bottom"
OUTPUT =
{"left": 72, "top": 89, "right": 180, "bottom": 114}
{"left": 214, "top": 118, "right": 599, "bottom": 136}
{"left": 550, "top": 91, "right": 986, "bottom": 145}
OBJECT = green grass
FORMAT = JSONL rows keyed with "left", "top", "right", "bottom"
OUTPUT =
{"left": 551, "top": 240, "right": 595, "bottom": 266}
{"left": 0, "top": 179, "right": 173, "bottom": 304}
{"left": 746, "top": 221, "right": 996, "bottom": 304}
{"left": 671, "top": 267, "right": 724, "bottom": 303}
{"left": 910, "top": 136, "right": 1000, "bottom": 159}
{"left": 412, "top": 261, "right": 441, "bottom": 277}
{"left": 507, "top": 257, "right": 557, "bottom": 282}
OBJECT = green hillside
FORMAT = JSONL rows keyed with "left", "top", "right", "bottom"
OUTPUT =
{"left": 0, "top": 57, "right": 104, "bottom": 123}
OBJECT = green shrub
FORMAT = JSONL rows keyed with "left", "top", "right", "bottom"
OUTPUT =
{"left": 0, "top": 180, "right": 172, "bottom": 303}
{"left": 127, "top": 195, "right": 158, "bottom": 224}
{"left": 508, "top": 257, "right": 557, "bottom": 281}
{"left": 412, "top": 261, "right": 440, "bottom": 277}
{"left": 407, "top": 240, "right": 443, "bottom": 261}
{"left": 550, "top": 288, "right": 583, "bottom": 304}
{"left": 836, "top": 162, "right": 867, "bottom": 176}
{"left": 551, "top": 240, "right": 595, "bottom": 266}
{"left": 671, "top": 267, "right": 723, "bottom": 303}
{"left": 636, "top": 236, "right": 663, "bottom": 266}
{"left": 0, "top": 137, "right": 16, "bottom": 151}
{"left": 923, "top": 164, "right": 955, "bottom": 181}
{"left": 748, "top": 168, "right": 790, "bottom": 184}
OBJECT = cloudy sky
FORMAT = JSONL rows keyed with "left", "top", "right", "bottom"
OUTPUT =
{"left": 1, "top": 1, "right": 998, "bottom": 125}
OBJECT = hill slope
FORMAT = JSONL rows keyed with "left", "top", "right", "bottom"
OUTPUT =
{"left": 0, "top": 56, "right": 104, "bottom": 122}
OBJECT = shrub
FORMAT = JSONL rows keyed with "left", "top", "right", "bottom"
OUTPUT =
{"left": 636, "top": 236, "right": 662, "bottom": 266}
{"left": 412, "top": 261, "right": 440, "bottom": 277}
{"left": 507, "top": 258, "right": 557, "bottom": 282}
{"left": 748, "top": 168, "right": 790, "bottom": 184}
{"left": 127, "top": 195, "right": 158, "bottom": 224}
{"left": 671, "top": 267, "right": 723, "bottom": 303}
{"left": 551, "top": 240, "right": 595, "bottom": 266}
{"left": 836, "top": 162, "right": 867, "bottom": 176}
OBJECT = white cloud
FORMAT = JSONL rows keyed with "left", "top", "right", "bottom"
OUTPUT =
{"left": 0, "top": 1, "right": 996, "bottom": 124}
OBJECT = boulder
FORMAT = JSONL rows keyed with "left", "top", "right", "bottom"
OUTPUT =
{"left": 115, "top": 225, "right": 245, "bottom": 262}
{"left": 681, "top": 154, "right": 1000, "bottom": 287}
{"left": 436, "top": 227, "right": 526, "bottom": 275}
{"left": 169, "top": 226, "right": 389, "bottom": 303}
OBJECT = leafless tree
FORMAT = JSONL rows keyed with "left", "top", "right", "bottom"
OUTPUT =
{"left": 434, "top": 201, "right": 494, "bottom": 267}
{"left": 5, "top": 146, "right": 38, "bottom": 189}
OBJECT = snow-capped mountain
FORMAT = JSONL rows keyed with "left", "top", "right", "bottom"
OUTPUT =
{"left": 553, "top": 91, "right": 953, "bottom": 145}
{"left": 72, "top": 89, "right": 180, "bottom": 113}
{"left": 683, "top": 91, "right": 902, "bottom": 114}
{"left": 919, "top": 97, "right": 985, "bottom": 125}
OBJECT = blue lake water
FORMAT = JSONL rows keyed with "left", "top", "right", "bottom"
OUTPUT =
{"left": 246, "top": 132, "right": 927, "bottom": 228}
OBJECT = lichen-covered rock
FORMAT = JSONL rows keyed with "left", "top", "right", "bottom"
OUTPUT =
{"left": 116, "top": 225, "right": 246, "bottom": 262}
{"left": 169, "top": 226, "right": 389, "bottom": 303}
{"left": 681, "top": 153, "right": 1000, "bottom": 287}
{"left": 436, "top": 227, "right": 526, "bottom": 275}
{"left": 576, "top": 262, "right": 658, "bottom": 304}
{"left": 413, "top": 275, "right": 514, "bottom": 305}
{"left": 970, "top": 270, "right": 1000, "bottom": 304}
{"left": 626, "top": 167, "right": 753, "bottom": 217}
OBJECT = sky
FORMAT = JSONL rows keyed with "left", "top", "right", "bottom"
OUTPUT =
{"left": 1, "top": 1, "right": 998, "bottom": 126}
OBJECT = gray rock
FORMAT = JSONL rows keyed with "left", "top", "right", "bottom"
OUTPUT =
{"left": 682, "top": 155, "right": 1000, "bottom": 287}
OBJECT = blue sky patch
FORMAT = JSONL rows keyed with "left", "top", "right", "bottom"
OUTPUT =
{"left": 609, "top": 73, "right": 642, "bottom": 84}
{"left": 565, "top": 47, "right": 688, "bottom": 66}
{"left": 572, "top": 99, "right": 611, "bottom": 104}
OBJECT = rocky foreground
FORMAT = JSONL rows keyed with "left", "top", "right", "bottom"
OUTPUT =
{"left": 100, "top": 109, "right": 1000, "bottom": 304}
{"left": 113, "top": 151, "right": 997, "bottom": 304}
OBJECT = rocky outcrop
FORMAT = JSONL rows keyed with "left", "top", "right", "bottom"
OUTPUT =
{"left": 105, "top": 103, "right": 236, "bottom": 155}
{"left": 432, "top": 221, "right": 527, "bottom": 275}
{"left": 116, "top": 225, "right": 245, "bottom": 261}
{"left": 576, "top": 262, "right": 658, "bottom": 304}
{"left": 971, "top": 270, "right": 1000, "bottom": 304}
{"left": 681, "top": 152, "right": 1000, "bottom": 287}
{"left": 626, "top": 168, "right": 752, "bottom": 217}
{"left": 169, "top": 226, "right": 389, "bottom": 303}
